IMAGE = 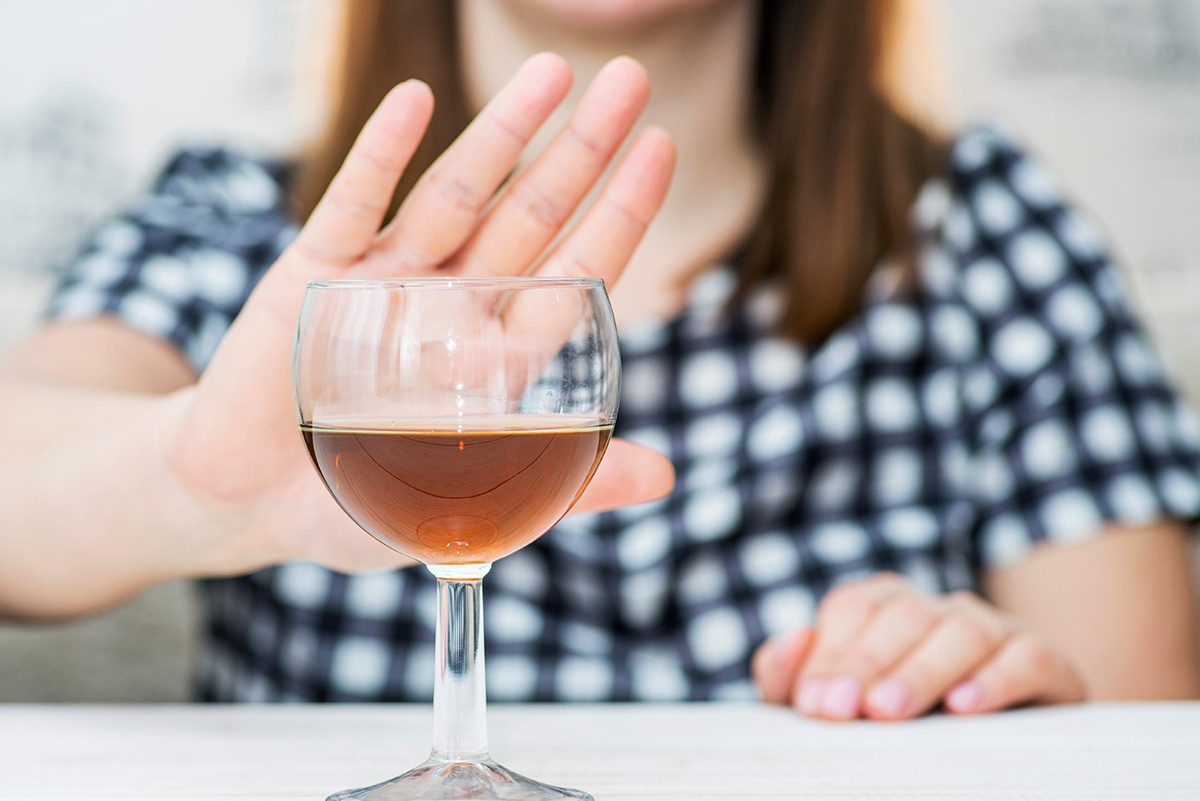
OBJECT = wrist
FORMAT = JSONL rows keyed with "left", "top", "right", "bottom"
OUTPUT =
{"left": 153, "top": 387, "right": 291, "bottom": 580}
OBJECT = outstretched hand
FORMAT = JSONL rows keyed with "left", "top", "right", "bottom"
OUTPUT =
{"left": 166, "top": 53, "right": 676, "bottom": 573}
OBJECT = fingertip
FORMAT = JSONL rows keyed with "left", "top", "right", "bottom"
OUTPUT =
{"left": 633, "top": 444, "right": 675, "bottom": 502}
{"left": 634, "top": 126, "right": 677, "bottom": 179}
{"left": 526, "top": 50, "right": 571, "bottom": 72}
{"left": 863, "top": 678, "right": 911, "bottom": 721}
{"left": 570, "top": 438, "right": 675, "bottom": 514}
{"left": 750, "top": 639, "right": 776, "bottom": 696}
{"left": 639, "top": 125, "right": 676, "bottom": 155}
{"left": 795, "top": 677, "right": 825, "bottom": 716}
{"left": 393, "top": 78, "right": 434, "bottom": 105}
{"left": 613, "top": 127, "right": 675, "bottom": 209}
{"left": 612, "top": 436, "right": 674, "bottom": 497}
{"left": 945, "top": 680, "right": 985, "bottom": 715}
{"left": 382, "top": 79, "right": 435, "bottom": 124}
{"left": 754, "top": 632, "right": 807, "bottom": 705}
{"left": 600, "top": 55, "right": 650, "bottom": 97}
{"left": 522, "top": 51, "right": 574, "bottom": 94}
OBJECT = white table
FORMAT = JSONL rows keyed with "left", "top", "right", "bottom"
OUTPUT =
{"left": 1, "top": 703, "right": 1197, "bottom": 799}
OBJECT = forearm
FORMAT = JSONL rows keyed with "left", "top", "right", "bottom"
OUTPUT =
{"left": 986, "top": 525, "right": 1200, "bottom": 701}
{"left": 0, "top": 381, "right": 235, "bottom": 619}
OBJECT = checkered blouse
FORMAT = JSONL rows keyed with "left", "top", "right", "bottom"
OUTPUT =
{"left": 47, "top": 125, "right": 1200, "bottom": 702}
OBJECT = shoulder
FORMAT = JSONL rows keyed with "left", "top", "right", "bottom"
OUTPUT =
{"left": 915, "top": 123, "right": 1123, "bottom": 330}
{"left": 133, "top": 146, "right": 295, "bottom": 235}
{"left": 71, "top": 144, "right": 297, "bottom": 298}
{"left": 72, "top": 144, "right": 297, "bottom": 298}
{"left": 917, "top": 122, "right": 1106, "bottom": 255}
{"left": 910, "top": 130, "right": 1200, "bottom": 567}
{"left": 48, "top": 146, "right": 297, "bottom": 369}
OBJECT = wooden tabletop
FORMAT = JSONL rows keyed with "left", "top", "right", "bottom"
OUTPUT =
{"left": 2, "top": 702, "right": 1197, "bottom": 799}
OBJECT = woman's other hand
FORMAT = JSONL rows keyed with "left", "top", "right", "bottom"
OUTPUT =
{"left": 171, "top": 53, "right": 676, "bottom": 574}
{"left": 751, "top": 573, "right": 1087, "bottom": 720}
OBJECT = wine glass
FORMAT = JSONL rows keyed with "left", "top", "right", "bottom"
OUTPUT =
{"left": 294, "top": 276, "right": 619, "bottom": 800}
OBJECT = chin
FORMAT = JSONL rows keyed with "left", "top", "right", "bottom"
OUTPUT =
{"left": 507, "top": 0, "right": 730, "bottom": 32}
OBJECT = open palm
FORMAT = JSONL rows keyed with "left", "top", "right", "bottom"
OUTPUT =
{"left": 165, "top": 54, "right": 676, "bottom": 573}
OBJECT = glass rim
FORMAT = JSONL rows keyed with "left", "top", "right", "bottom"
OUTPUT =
{"left": 305, "top": 276, "right": 604, "bottom": 290}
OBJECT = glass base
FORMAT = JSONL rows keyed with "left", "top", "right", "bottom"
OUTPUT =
{"left": 328, "top": 755, "right": 594, "bottom": 801}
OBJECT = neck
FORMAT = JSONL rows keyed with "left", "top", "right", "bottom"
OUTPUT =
{"left": 458, "top": 0, "right": 765, "bottom": 324}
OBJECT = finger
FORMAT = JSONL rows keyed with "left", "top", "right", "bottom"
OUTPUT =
{"left": 290, "top": 80, "right": 434, "bottom": 267}
{"left": 290, "top": 479, "right": 419, "bottom": 574}
{"left": 533, "top": 125, "right": 675, "bottom": 283}
{"left": 177, "top": 80, "right": 432, "bottom": 489}
{"left": 753, "top": 629, "right": 816, "bottom": 705}
{"left": 500, "top": 127, "right": 674, "bottom": 353}
{"left": 792, "top": 574, "right": 909, "bottom": 716}
{"left": 376, "top": 52, "right": 573, "bottom": 270}
{"left": 944, "top": 635, "right": 1086, "bottom": 715}
{"left": 804, "top": 594, "right": 941, "bottom": 720}
{"left": 568, "top": 437, "right": 674, "bottom": 515}
{"left": 452, "top": 56, "right": 650, "bottom": 277}
{"left": 866, "top": 603, "right": 1010, "bottom": 720}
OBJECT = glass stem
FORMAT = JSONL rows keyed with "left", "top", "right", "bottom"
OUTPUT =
{"left": 429, "top": 571, "right": 490, "bottom": 762}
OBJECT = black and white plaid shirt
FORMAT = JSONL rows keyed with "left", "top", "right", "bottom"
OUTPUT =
{"left": 48, "top": 125, "right": 1200, "bottom": 702}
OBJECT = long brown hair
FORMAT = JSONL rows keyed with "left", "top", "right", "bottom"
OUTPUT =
{"left": 293, "top": 0, "right": 945, "bottom": 344}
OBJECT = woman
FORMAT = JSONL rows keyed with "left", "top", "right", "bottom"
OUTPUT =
{"left": 3, "top": 0, "right": 1198, "bottom": 720}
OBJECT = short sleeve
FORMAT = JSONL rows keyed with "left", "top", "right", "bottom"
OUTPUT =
{"left": 941, "top": 126, "right": 1200, "bottom": 569}
{"left": 45, "top": 148, "right": 295, "bottom": 372}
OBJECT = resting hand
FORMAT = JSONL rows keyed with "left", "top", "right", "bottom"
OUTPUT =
{"left": 752, "top": 573, "right": 1087, "bottom": 720}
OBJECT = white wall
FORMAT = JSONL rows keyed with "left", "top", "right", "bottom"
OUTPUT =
{"left": 0, "top": 0, "right": 324, "bottom": 357}
{"left": 1, "top": 0, "right": 1198, "bottom": 701}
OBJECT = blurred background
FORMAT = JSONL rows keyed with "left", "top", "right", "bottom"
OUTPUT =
{"left": 1, "top": 0, "right": 1199, "bottom": 701}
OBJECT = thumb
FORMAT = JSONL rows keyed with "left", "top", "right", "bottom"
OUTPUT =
{"left": 752, "top": 628, "right": 816, "bottom": 706}
{"left": 569, "top": 437, "right": 675, "bottom": 515}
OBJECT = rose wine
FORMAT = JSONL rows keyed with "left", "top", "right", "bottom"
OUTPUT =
{"left": 302, "top": 417, "right": 612, "bottom": 565}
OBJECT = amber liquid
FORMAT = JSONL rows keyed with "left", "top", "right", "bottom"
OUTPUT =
{"left": 302, "top": 418, "right": 612, "bottom": 565}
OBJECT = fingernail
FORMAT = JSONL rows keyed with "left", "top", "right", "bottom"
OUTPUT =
{"left": 946, "top": 680, "right": 983, "bottom": 713}
{"left": 797, "top": 678, "right": 825, "bottom": 714}
{"left": 866, "top": 679, "right": 910, "bottom": 718}
{"left": 820, "top": 676, "right": 862, "bottom": 720}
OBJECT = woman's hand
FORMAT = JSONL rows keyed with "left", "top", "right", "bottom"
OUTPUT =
{"left": 751, "top": 573, "right": 1087, "bottom": 720}
{"left": 169, "top": 53, "right": 676, "bottom": 574}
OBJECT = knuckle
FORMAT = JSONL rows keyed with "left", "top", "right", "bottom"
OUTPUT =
{"left": 426, "top": 169, "right": 487, "bottom": 214}
{"left": 947, "top": 589, "right": 981, "bottom": 607}
{"left": 600, "top": 195, "right": 649, "bottom": 230}
{"left": 806, "top": 643, "right": 856, "bottom": 678}
{"left": 353, "top": 145, "right": 405, "bottom": 174}
{"left": 566, "top": 122, "right": 609, "bottom": 162}
{"left": 943, "top": 613, "right": 1001, "bottom": 652}
{"left": 564, "top": 253, "right": 603, "bottom": 281}
{"left": 484, "top": 107, "right": 528, "bottom": 144}
{"left": 384, "top": 239, "right": 440, "bottom": 272}
{"left": 1010, "top": 636, "right": 1056, "bottom": 677}
{"left": 821, "top": 582, "right": 871, "bottom": 617}
{"left": 325, "top": 185, "right": 388, "bottom": 221}
{"left": 843, "top": 645, "right": 891, "bottom": 679}
{"left": 871, "top": 570, "right": 906, "bottom": 587}
{"left": 821, "top": 574, "right": 909, "bottom": 621}
{"left": 511, "top": 180, "right": 568, "bottom": 230}
{"left": 946, "top": 590, "right": 993, "bottom": 618}
{"left": 288, "top": 237, "right": 339, "bottom": 266}
{"left": 979, "top": 665, "right": 1020, "bottom": 700}
{"left": 888, "top": 595, "right": 941, "bottom": 629}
